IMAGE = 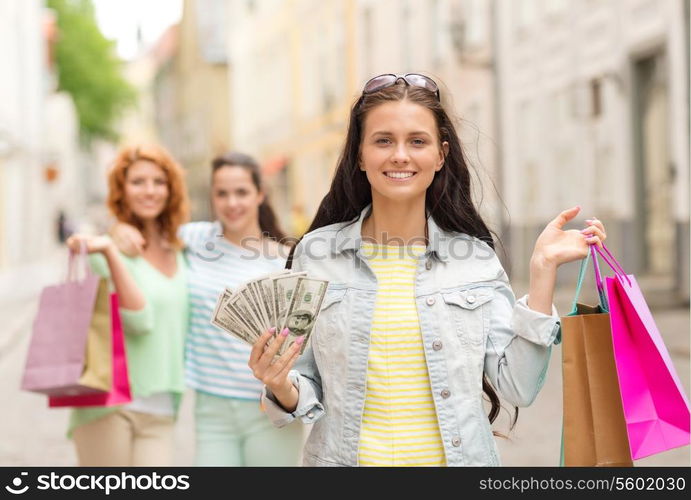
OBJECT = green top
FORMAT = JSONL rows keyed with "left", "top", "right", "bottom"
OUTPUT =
{"left": 68, "top": 250, "right": 189, "bottom": 436}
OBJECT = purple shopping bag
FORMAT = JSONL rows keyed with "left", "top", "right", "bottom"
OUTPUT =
{"left": 21, "top": 246, "right": 109, "bottom": 397}
{"left": 49, "top": 293, "right": 132, "bottom": 407}
{"left": 595, "top": 245, "right": 691, "bottom": 460}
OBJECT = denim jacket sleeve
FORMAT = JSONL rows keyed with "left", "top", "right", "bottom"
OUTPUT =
{"left": 261, "top": 348, "right": 326, "bottom": 427}
{"left": 483, "top": 271, "right": 561, "bottom": 407}
{"left": 260, "top": 243, "right": 326, "bottom": 427}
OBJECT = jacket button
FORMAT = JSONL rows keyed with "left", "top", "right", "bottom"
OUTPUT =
{"left": 306, "top": 411, "right": 314, "bottom": 419}
{"left": 425, "top": 260, "right": 433, "bottom": 270}
{"left": 466, "top": 295, "right": 476, "bottom": 304}
{"left": 432, "top": 340, "right": 442, "bottom": 351}
{"left": 440, "top": 389, "right": 451, "bottom": 399}
{"left": 426, "top": 297, "right": 436, "bottom": 306}
{"left": 452, "top": 437, "right": 461, "bottom": 447}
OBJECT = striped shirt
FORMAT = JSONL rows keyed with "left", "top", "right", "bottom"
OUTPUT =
{"left": 179, "top": 222, "right": 285, "bottom": 400}
{"left": 358, "top": 243, "right": 446, "bottom": 466}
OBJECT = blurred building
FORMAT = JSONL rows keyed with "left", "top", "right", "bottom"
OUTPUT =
{"left": 226, "top": 0, "right": 500, "bottom": 239}
{"left": 119, "top": 29, "right": 162, "bottom": 147}
{"left": 0, "top": 3, "right": 84, "bottom": 274}
{"left": 153, "top": 0, "right": 231, "bottom": 219}
{"left": 224, "top": 0, "right": 688, "bottom": 302}
{"left": 112, "top": 24, "right": 177, "bottom": 217}
{"left": 495, "top": 0, "right": 689, "bottom": 302}
{"left": 93, "top": 28, "right": 169, "bottom": 229}
{"left": 0, "top": 0, "right": 45, "bottom": 270}
{"left": 226, "top": 0, "right": 356, "bottom": 235}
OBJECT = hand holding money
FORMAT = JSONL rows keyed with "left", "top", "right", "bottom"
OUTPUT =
{"left": 210, "top": 271, "right": 329, "bottom": 357}
{"left": 248, "top": 327, "right": 301, "bottom": 412}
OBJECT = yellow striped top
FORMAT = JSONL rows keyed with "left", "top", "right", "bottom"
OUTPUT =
{"left": 357, "top": 243, "right": 446, "bottom": 466}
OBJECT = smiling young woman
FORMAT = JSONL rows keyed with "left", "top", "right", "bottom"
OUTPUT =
{"left": 247, "top": 73, "right": 607, "bottom": 467}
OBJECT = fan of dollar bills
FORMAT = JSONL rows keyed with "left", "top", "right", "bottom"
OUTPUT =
{"left": 211, "top": 270, "right": 329, "bottom": 356}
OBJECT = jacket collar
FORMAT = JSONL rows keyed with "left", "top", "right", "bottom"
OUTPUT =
{"left": 333, "top": 204, "right": 449, "bottom": 261}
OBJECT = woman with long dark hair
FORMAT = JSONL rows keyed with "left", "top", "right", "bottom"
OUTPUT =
{"left": 248, "top": 74, "right": 607, "bottom": 466}
{"left": 113, "top": 152, "right": 303, "bottom": 466}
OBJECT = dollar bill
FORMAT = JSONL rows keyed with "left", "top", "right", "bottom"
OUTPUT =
{"left": 255, "top": 275, "right": 278, "bottom": 331}
{"left": 238, "top": 285, "right": 269, "bottom": 333}
{"left": 278, "top": 277, "right": 328, "bottom": 355}
{"left": 211, "top": 271, "right": 327, "bottom": 355}
{"left": 249, "top": 281, "right": 272, "bottom": 331}
{"left": 211, "top": 309, "right": 251, "bottom": 343}
{"left": 223, "top": 291, "right": 264, "bottom": 341}
{"left": 272, "top": 272, "right": 307, "bottom": 332}
{"left": 211, "top": 289, "right": 254, "bottom": 342}
{"left": 212, "top": 288, "right": 232, "bottom": 322}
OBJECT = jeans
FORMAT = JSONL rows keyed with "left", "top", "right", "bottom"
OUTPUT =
{"left": 194, "top": 391, "right": 305, "bottom": 466}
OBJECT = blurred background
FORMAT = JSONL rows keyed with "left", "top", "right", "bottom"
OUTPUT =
{"left": 0, "top": 0, "right": 689, "bottom": 466}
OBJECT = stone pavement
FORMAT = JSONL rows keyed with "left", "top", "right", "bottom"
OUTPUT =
{"left": 0, "top": 255, "right": 688, "bottom": 466}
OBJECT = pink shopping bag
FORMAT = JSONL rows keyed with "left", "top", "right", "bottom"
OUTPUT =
{"left": 595, "top": 245, "right": 691, "bottom": 460}
{"left": 21, "top": 246, "right": 108, "bottom": 396}
{"left": 49, "top": 293, "right": 132, "bottom": 407}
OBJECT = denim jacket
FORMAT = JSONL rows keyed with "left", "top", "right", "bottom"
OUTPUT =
{"left": 262, "top": 205, "right": 561, "bottom": 466}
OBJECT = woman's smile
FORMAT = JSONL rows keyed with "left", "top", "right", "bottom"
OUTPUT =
{"left": 383, "top": 170, "right": 417, "bottom": 181}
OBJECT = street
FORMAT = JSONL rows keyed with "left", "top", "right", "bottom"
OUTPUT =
{"left": 1, "top": 255, "right": 688, "bottom": 466}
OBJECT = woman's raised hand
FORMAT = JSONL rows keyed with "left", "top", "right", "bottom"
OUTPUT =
{"left": 531, "top": 206, "right": 607, "bottom": 268}
{"left": 66, "top": 234, "right": 114, "bottom": 254}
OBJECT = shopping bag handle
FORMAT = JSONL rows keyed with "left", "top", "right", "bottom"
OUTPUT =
{"left": 67, "top": 240, "right": 92, "bottom": 283}
{"left": 593, "top": 244, "right": 632, "bottom": 286}
{"left": 570, "top": 246, "right": 609, "bottom": 314}
{"left": 590, "top": 245, "right": 610, "bottom": 310}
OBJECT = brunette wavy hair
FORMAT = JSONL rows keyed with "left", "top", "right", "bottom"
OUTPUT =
{"left": 107, "top": 144, "right": 190, "bottom": 248}
{"left": 286, "top": 78, "right": 517, "bottom": 432}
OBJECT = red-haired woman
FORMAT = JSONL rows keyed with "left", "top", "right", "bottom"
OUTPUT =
{"left": 66, "top": 144, "right": 190, "bottom": 466}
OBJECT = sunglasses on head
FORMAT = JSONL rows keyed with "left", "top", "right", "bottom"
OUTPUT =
{"left": 362, "top": 73, "right": 440, "bottom": 100}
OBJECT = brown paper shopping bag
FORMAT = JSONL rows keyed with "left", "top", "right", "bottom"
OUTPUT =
{"left": 560, "top": 249, "right": 632, "bottom": 466}
{"left": 79, "top": 277, "right": 112, "bottom": 392}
